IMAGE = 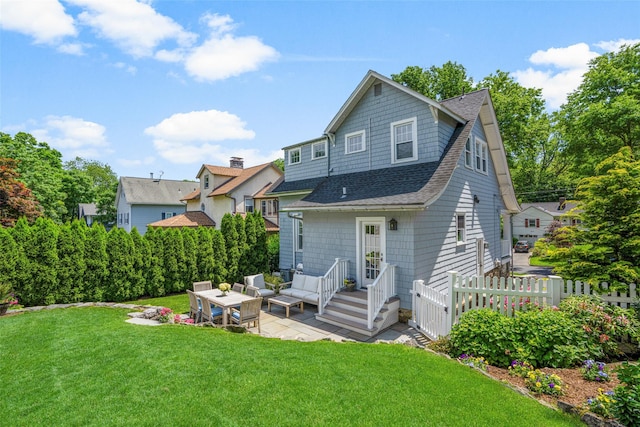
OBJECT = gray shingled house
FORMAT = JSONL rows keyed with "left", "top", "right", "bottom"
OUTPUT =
{"left": 115, "top": 176, "right": 197, "bottom": 234}
{"left": 268, "top": 70, "right": 520, "bottom": 336}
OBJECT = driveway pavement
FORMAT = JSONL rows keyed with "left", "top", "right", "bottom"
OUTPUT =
{"left": 512, "top": 252, "right": 554, "bottom": 277}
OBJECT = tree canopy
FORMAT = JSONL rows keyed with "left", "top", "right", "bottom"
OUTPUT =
{"left": 0, "top": 157, "right": 43, "bottom": 226}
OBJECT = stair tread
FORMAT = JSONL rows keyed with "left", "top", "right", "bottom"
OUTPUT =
{"left": 324, "top": 305, "right": 383, "bottom": 322}
{"left": 316, "top": 313, "right": 379, "bottom": 333}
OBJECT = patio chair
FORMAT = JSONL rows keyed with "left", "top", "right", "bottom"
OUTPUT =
{"left": 201, "top": 298, "right": 224, "bottom": 325}
{"left": 193, "top": 280, "right": 212, "bottom": 292}
{"left": 245, "top": 284, "right": 259, "bottom": 297}
{"left": 232, "top": 283, "right": 245, "bottom": 294}
{"left": 186, "top": 290, "right": 202, "bottom": 323}
{"left": 244, "top": 274, "right": 277, "bottom": 300}
{"left": 230, "top": 297, "right": 263, "bottom": 332}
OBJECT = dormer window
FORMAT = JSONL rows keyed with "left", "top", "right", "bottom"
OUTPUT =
{"left": 289, "top": 147, "right": 301, "bottom": 165}
{"left": 312, "top": 141, "right": 326, "bottom": 159}
{"left": 345, "top": 130, "right": 365, "bottom": 154}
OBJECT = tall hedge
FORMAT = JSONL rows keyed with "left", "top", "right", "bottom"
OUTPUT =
{"left": 2, "top": 213, "right": 276, "bottom": 306}
{"left": 56, "top": 220, "right": 86, "bottom": 303}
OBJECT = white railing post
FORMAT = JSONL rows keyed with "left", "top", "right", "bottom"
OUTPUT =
{"left": 447, "top": 271, "right": 457, "bottom": 332}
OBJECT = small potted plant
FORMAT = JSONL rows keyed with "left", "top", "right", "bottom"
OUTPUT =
{"left": 0, "top": 283, "right": 19, "bottom": 316}
{"left": 343, "top": 278, "right": 357, "bottom": 292}
{"left": 218, "top": 282, "right": 232, "bottom": 296}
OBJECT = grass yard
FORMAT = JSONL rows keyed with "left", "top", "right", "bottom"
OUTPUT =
{"left": 0, "top": 307, "right": 583, "bottom": 426}
{"left": 529, "top": 256, "right": 560, "bottom": 268}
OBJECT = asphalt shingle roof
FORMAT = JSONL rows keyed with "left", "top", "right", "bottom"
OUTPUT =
{"left": 119, "top": 177, "right": 198, "bottom": 205}
{"left": 148, "top": 211, "right": 215, "bottom": 228}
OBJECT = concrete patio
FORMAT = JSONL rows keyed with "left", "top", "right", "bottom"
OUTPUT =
{"left": 250, "top": 303, "right": 429, "bottom": 345}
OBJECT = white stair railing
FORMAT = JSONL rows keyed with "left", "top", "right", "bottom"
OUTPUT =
{"left": 318, "top": 258, "right": 349, "bottom": 315}
{"left": 366, "top": 263, "right": 396, "bottom": 329}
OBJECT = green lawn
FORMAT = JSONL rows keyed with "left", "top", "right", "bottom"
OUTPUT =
{"left": 0, "top": 307, "right": 583, "bottom": 426}
{"left": 529, "top": 256, "right": 560, "bottom": 268}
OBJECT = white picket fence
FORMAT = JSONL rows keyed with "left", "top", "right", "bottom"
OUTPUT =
{"left": 409, "top": 271, "right": 639, "bottom": 341}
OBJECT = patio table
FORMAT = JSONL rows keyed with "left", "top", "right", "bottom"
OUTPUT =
{"left": 194, "top": 289, "right": 255, "bottom": 326}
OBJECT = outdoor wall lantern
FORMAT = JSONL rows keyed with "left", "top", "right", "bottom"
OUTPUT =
{"left": 388, "top": 218, "right": 398, "bottom": 231}
{"left": 474, "top": 195, "right": 480, "bottom": 204}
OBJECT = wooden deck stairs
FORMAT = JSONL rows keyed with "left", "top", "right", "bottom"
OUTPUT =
{"left": 315, "top": 290, "right": 400, "bottom": 337}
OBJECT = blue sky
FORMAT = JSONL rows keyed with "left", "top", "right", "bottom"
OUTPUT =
{"left": 1, "top": 0, "right": 639, "bottom": 181}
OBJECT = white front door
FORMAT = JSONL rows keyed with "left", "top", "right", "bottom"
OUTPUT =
{"left": 357, "top": 218, "right": 386, "bottom": 287}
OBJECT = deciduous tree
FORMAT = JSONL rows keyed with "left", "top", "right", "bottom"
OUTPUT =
{"left": 0, "top": 157, "right": 42, "bottom": 226}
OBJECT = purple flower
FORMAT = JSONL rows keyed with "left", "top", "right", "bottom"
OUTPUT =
{"left": 549, "top": 383, "right": 555, "bottom": 388}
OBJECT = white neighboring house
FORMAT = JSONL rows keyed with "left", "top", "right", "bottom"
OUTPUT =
{"left": 115, "top": 176, "right": 197, "bottom": 234}
{"left": 512, "top": 199, "right": 580, "bottom": 246}
{"left": 176, "top": 157, "right": 283, "bottom": 230}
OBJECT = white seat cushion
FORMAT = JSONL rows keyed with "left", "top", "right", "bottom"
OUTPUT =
{"left": 303, "top": 276, "right": 319, "bottom": 293}
{"left": 291, "top": 274, "right": 306, "bottom": 290}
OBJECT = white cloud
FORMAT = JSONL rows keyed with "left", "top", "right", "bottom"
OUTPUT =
{"left": 117, "top": 156, "right": 155, "bottom": 168}
{"left": 113, "top": 62, "right": 137, "bottom": 75}
{"left": 0, "top": 0, "right": 76, "bottom": 43}
{"left": 596, "top": 38, "right": 640, "bottom": 52}
{"left": 57, "top": 42, "right": 86, "bottom": 55}
{"left": 184, "top": 13, "right": 279, "bottom": 81}
{"left": 70, "top": 0, "right": 197, "bottom": 58}
{"left": 513, "top": 41, "right": 635, "bottom": 110}
{"left": 29, "top": 115, "right": 110, "bottom": 159}
{"left": 145, "top": 110, "right": 257, "bottom": 163}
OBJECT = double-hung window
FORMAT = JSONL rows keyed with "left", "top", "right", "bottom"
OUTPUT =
{"left": 245, "top": 197, "right": 254, "bottom": 213}
{"left": 345, "top": 130, "right": 365, "bottom": 154}
{"left": 456, "top": 213, "right": 466, "bottom": 244}
{"left": 391, "top": 117, "right": 417, "bottom": 163}
{"left": 289, "top": 147, "right": 301, "bottom": 165}
{"left": 475, "top": 137, "right": 488, "bottom": 174}
{"left": 464, "top": 138, "right": 473, "bottom": 168}
{"left": 312, "top": 141, "right": 326, "bottom": 159}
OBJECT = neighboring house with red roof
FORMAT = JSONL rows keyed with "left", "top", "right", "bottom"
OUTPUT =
{"left": 268, "top": 70, "right": 520, "bottom": 334}
{"left": 153, "top": 157, "right": 283, "bottom": 231}
{"left": 115, "top": 176, "right": 198, "bottom": 234}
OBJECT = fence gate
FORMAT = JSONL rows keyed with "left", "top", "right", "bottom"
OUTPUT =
{"left": 409, "top": 280, "right": 450, "bottom": 341}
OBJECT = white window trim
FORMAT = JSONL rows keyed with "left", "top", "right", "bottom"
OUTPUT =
{"left": 311, "top": 141, "right": 327, "bottom": 160}
{"left": 390, "top": 117, "right": 418, "bottom": 164}
{"left": 345, "top": 130, "right": 366, "bottom": 154}
{"left": 288, "top": 147, "right": 301, "bottom": 165}
{"left": 294, "top": 217, "right": 303, "bottom": 252}
{"left": 456, "top": 212, "right": 466, "bottom": 245}
{"left": 464, "top": 138, "right": 473, "bottom": 169}
{"left": 474, "top": 137, "right": 488, "bottom": 174}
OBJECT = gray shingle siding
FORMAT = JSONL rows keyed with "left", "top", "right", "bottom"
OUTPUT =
{"left": 131, "top": 205, "right": 185, "bottom": 235}
{"left": 285, "top": 143, "right": 328, "bottom": 182}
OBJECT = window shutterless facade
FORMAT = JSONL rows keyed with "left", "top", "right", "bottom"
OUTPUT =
{"left": 261, "top": 199, "right": 278, "bottom": 216}
{"left": 289, "top": 147, "right": 301, "bottom": 165}
{"left": 295, "top": 218, "right": 303, "bottom": 251}
{"left": 465, "top": 138, "right": 473, "bottom": 168}
{"left": 391, "top": 117, "right": 417, "bottom": 163}
{"left": 312, "top": 141, "right": 327, "bottom": 159}
{"left": 245, "top": 197, "right": 254, "bottom": 213}
{"left": 345, "top": 130, "right": 366, "bottom": 154}
{"left": 456, "top": 213, "right": 466, "bottom": 243}
{"left": 475, "top": 137, "right": 488, "bottom": 174}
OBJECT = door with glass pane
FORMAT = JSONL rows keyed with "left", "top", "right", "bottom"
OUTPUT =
{"left": 359, "top": 219, "right": 385, "bottom": 286}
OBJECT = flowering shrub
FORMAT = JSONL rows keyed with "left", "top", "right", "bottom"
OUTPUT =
{"left": 584, "top": 389, "right": 616, "bottom": 419}
{"left": 524, "top": 369, "right": 565, "bottom": 396}
{"left": 508, "top": 360, "right": 534, "bottom": 377}
{"left": 559, "top": 295, "right": 639, "bottom": 359}
{"left": 581, "top": 360, "right": 611, "bottom": 382}
{"left": 218, "top": 283, "right": 232, "bottom": 293}
{"left": 157, "top": 307, "right": 173, "bottom": 323}
{"left": 457, "top": 354, "right": 489, "bottom": 371}
{"left": 612, "top": 362, "right": 640, "bottom": 426}
{"left": 172, "top": 314, "right": 195, "bottom": 325}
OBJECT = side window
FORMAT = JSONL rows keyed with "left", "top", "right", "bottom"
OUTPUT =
{"left": 456, "top": 213, "right": 466, "bottom": 243}
{"left": 204, "top": 174, "right": 209, "bottom": 189}
{"left": 345, "top": 130, "right": 366, "bottom": 154}
{"left": 295, "top": 218, "right": 303, "bottom": 251}
{"left": 245, "top": 197, "right": 254, "bottom": 213}
{"left": 475, "top": 137, "right": 488, "bottom": 174}
{"left": 391, "top": 117, "right": 417, "bottom": 163}
{"left": 289, "top": 147, "right": 301, "bottom": 165}
{"left": 312, "top": 141, "right": 326, "bottom": 159}
{"left": 464, "top": 138, "right": 473, "bottom": 168}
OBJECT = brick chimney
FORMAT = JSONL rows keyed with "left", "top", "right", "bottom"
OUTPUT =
{"left": 230, "top": 157, "right": 244, "bottom": 169}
